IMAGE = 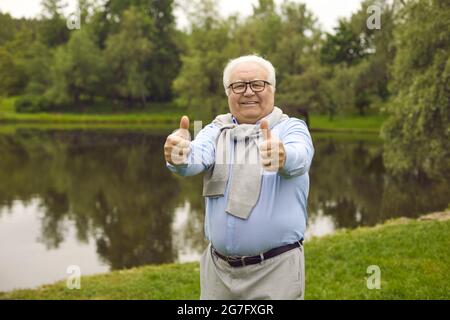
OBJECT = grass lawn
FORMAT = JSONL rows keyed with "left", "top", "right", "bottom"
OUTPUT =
{"left": 1, "top": 215, "right": 448, "bottom": 300}
{"left": 1, "top": 96, "right": 385, "bottom": 132}
{"left": 0, "top": 97, "right": 184, "bottom": 126}
{"left": 309, "top": 114, "right": 386, "bottom": 133}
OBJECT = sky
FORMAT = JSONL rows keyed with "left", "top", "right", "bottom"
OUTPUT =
{"left": 0, "top": 0, "right": 364, "bottom": 33}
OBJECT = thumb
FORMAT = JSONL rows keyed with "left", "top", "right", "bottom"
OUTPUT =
{"left": 174, "top": 115, "right": 190, "bottom": 139}
{"left": 260, "top": 119, "right": 271, "bottom": 140}
{"left": 179, "top": 115, "right": 190, "bottom": 130}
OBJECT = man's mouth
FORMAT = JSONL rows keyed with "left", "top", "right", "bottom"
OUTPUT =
{"left": 240, "top": 101, "right": 259, "bottom": 106}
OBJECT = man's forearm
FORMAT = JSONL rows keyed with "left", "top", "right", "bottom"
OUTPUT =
{"left": 278, "top": 120, "right": 314, "bottom": 178}
{"left": 279, "top": 143, "right": 313, "bottom": 177}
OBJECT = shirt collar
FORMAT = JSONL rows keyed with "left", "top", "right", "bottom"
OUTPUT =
{"left": 231, "top": 115, "right": 266, "bottom": 125}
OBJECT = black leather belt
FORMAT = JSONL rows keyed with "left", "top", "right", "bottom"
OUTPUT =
{"left": 212, "top": 239, "right": 303, "bottom": 268}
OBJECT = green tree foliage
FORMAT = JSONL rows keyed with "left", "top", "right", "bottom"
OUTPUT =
{"left": 320, "top": 18, "right": 371, "bottom": 67}
{"left": 46, "top": 28, "right": 104, "bottom": 107}
{"left": 0, "top": 13, "right": 41, "bottom": 96}
{"left": 319, "top": 0, "right": 396, "bottom": 116}
{"left": 0, "top": 46, "right": 27, "bottom": 96}
{"left": 23, "top": 41, "right": 54, "bottom": 95}
{"left": 146, "top": 0, "right": 182, "bottom": 101}
{"left": 173, "top": 0, "right": 234, "bottom": 121}
{"left": 270, "top": 1, "right": 327, "bottom": 117}
{"left": 249, "top": 0, "right": 282, "bottom": 56}
{"left": 94, "top": 0, "right": 182, "bottom": 103}
{"left": 38, "top": 0, "right": 70, "bottom": 47}
{"left": 0, "top": 29, "right": 36, "bottom": 96}
{"left": 0, "top": 0, "right": 182, "bottom": 109}
{"left": 0, "top": 0, "right": 445, "bottom": 152}
{"left": 173, "top": 0, "right": 325, "bottom": 121}
{"left": 104, "top": 6, "right": 154, "bottom": 105}
{"left": 0, "top": 12, "right": 29, "bottom": 46}
{"left": 382, "top": 0, "right": 450, "bottom": 179}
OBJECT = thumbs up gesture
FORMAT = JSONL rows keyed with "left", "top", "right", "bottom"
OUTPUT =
{"left": 164, "top": 115, "right": 191, "bottom": 165}
{"left": 259, "top": 120, "right": 286, "bottom": 172}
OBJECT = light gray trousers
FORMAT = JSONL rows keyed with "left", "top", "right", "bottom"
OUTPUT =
{"left": 200, "top": 243, "right": 305, "bottom": 300}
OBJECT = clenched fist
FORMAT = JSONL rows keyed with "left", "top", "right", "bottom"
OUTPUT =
{"left": 259, "top": 119, "right": 286, "bottom": 171}
{"left": 164, "top": 115, "right": 191, "bottom": 165}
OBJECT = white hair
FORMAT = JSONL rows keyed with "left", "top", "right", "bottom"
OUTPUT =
{"left": 223, "top": 55, "right": 276, "bottom": 95}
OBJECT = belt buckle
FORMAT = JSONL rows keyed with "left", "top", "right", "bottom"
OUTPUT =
{"left": 226, "top": 255, "right": 246, "bottom": 267}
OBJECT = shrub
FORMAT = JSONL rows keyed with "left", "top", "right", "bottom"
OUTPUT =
{"left": 15, "top": 95, "right": 56, "bottom": 113}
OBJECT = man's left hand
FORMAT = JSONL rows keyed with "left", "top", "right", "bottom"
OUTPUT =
{"left": 259, "top": 120, "right": 286, "bottom": 172}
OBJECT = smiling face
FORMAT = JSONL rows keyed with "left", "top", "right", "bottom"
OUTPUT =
{"left": 227, "top": 62, "right": 275, "bottom": 124}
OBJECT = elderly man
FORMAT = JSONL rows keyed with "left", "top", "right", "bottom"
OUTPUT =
{"left": 164, "top": 55, "right": 314, "bottom": 300}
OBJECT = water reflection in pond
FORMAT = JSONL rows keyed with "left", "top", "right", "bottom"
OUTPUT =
{"left": 0, "top": 128, "right": 448, "bottom": 291}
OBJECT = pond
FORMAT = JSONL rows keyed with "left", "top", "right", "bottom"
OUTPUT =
{"left": 0, "top": 127, "right": 448, "bottom": 291}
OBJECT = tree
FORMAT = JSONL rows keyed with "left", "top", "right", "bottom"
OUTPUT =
{"left": 38, "top": 0, "right": 70, "bottom": 47}
{"left": 0, "top": 12, "right": 22, "bottom": 46}
{"left": 270, "top": 1, "right": 326, "bottom": 117}
{"left": 320, "top": 18, "right": 372, "bottom": 66}
{"left": 0, "top": 28, "right": 36, "bottom": 96}
{"left": 46, "top": 28, "right": 104, "bottom": 107}
{"left": 0, "top": 46, "right": 27, "bottom": 96}
{"left": 88, "top": 0, "right": 181, "bottom": 102}
{"left": 104, "top": 6, "right": 154, "bottom": 105}
{"left": 172, "top": 0, "right": 235, "bottom": 121}
{"left": 23, "top": 41, "right": 54, "bottom": 95}
{"left": 381, "top": 0, "right": 450, "bottom": 179}
{"left": 250, "top": 0, "right": 282, "bottom": 56}
{"left": 319, "top": 0, "right": 396, "bottom": 116}
{"left": 278, "top": 66, "right": 334, "bottom": 120}
{"left": 145, "top": 0, "right": 182, "bottom": 101}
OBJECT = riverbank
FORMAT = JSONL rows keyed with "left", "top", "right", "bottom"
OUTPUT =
{"left": 1, "top": 212, "right": 448, "bottom": 300}
{"left": 0, "top": 97, "right": 385, "bottom": 133}
{"left": 0, "top": 97, "right": 181, "bottom": 126}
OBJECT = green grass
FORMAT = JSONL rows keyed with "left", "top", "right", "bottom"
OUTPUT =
{"left": 0, "top": 263, "right": 200, "bottom": 300}
{"left": 1, "top": 96, "right": 386, "bottom": 132}
{"left": 311, "top": 131, "right": 383, "bottom": 143}
{"left": 0, "top": 110, "right": 183, "bottom": 125}
{"left": 0, "top": 123, "right": 177, "bottom": 136}
{"left": 0, "top": 97, "right": 184, "bottom": 125}
{"left": 309, "top": 114, "right": 386, "bottom": 133}
{"left": 1, "top": 217, "right": 448, "bottom": 300}
{"left": 306, "top": 218, "right": 450, "bottom": 299}
{"left": 0, "top": 96, "right": 16, "bottom": 113}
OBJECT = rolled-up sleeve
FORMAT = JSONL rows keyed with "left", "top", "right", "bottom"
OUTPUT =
{"left": 166, "top": 122, "right": 219, "bottom": 176}
{"left": 279, "top": 118, "right": 314, "bottom": 178}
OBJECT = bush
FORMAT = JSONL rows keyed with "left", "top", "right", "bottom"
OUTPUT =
{"left": 15, "top": 95, "right": 56, "bottom": 113}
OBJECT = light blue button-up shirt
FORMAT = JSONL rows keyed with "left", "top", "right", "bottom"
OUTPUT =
{"left": 167, "top": 114, "right": 314, "bottom": 256}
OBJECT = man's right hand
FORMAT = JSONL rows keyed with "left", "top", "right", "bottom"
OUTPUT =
{"left": 164, "top": 115, "right": 191, "bottom": 165}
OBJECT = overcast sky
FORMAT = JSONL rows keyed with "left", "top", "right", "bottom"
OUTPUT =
{"left": 0, "top": 0, "right": 364, "bottom": 33}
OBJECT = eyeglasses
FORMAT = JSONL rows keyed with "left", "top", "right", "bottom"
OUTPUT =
{"left": 227, "top": 80, "right": 271, "bottom": 94}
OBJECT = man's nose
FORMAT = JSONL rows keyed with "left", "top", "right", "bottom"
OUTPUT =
{"left": 243, "top": 84, "right": 255, "bottom": 96}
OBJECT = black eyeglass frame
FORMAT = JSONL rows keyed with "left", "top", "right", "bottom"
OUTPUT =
{"left": 227, "top": 80, "right": 272, "bottom": 94}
